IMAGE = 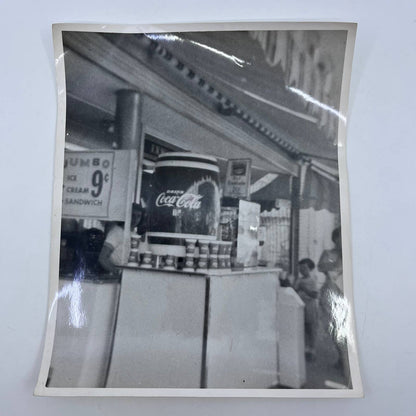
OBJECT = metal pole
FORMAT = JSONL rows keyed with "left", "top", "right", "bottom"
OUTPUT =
{"left": 114, "top": 89, "right": 143, "bottom": 263}
{"left": 289, "top": 175, "right": 300, "bottom": 276}
{"left": 115, "top": 89, "right": 142, "bottom": 150}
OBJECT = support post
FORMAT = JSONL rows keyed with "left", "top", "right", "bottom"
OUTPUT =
{"left": 289, "top": 175, "right": 300, "bottom": 276}
{"left": 114, "top": 89, "right": 143, "bottom": 263}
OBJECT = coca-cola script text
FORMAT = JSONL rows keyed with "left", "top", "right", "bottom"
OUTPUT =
{"left": 155, "top": 192, "right": 202, "bottom": 209}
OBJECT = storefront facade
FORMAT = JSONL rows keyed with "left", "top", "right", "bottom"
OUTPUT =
{"left": 50, "top": 29, "right": 344, "bottom": 389}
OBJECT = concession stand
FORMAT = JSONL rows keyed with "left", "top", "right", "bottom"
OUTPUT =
{"left": 50, "top": 30, "right": 344, "bottom": 389}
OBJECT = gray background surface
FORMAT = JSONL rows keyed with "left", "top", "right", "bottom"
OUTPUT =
{"left": 1, "top": 0, "right": 415, "bottom": 414}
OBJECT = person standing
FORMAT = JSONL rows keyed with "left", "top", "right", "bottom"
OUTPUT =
{"left": 98, "top": 203, "right": 144, "bottom": 274}
{"left": 318, "top": 227, "right": 343, "bottom": 292}
{"left": 318, "top": 227, "right": 350, "bottom": 384}
{"left": 295, "top": 258, "right": 320, "bottom": 361}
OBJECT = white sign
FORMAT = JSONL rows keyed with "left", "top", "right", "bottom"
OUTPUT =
{"left": 63, "top": 151, "right": 114, "bottom": 218}
{"left": 223, "top": 159, "right": 252, "bottom": 199}
{"left": 62, "top": 150, "right": 135, "bottom": 220}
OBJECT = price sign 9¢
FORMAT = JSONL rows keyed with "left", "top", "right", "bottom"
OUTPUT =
{"left": 62, "top": 152, "right": 115, "bottom": 218}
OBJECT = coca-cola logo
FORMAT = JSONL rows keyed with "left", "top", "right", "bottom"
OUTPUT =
{"left": 155, "top": 192, "right": 202, "bottom": 210}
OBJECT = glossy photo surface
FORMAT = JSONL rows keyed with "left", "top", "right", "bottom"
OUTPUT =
{"left": 35, "top": 22, "right": 362, "bottom": 397}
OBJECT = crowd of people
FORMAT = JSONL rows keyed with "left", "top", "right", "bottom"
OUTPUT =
{"left": 280, "top": 226, "right": 350, "bottom": 383}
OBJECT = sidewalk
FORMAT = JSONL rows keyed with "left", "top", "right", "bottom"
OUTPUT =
{"left": 303, "top": 312, "right": 349, "bottom": 389}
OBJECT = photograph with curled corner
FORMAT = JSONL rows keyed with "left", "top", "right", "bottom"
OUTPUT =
{"left": 36, "top": 22, "right": 362, "bottom": 397}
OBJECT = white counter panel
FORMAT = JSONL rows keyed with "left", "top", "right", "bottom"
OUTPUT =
{"left": 277, "top": 287, "right": 306, "bottom": 388}
{"left": 106, "top": 269, "right": 206, "bottom": 388}
{"left": 205, "top": 271, "right": 279, "bottom": 388}
{"left": 48, "top": 279, "right": 120, "bottom": 387}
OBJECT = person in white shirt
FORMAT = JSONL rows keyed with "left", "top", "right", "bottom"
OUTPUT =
{"left": 98, "top": 203, "right": 144, "bottom": 273}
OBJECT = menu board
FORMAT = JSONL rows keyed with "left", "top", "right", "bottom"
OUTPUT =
{"left": 223, "top": 159, "right": 252, "bottom": 199}
{"left": 62, "top": 150, "right": 136, "bottom": 221}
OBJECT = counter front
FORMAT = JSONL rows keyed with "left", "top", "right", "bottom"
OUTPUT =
{"left": 106, "top": 267, "right": 301, "bottom": 389}
{"left": 48, "top": 268, "right": 306, "bottom": 389}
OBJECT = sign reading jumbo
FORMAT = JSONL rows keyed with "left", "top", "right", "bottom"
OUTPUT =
{"left": 62, "top": 150, "right": 136, "bottom": 221}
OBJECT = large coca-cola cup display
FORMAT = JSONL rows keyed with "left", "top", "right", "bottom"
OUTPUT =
{"left": 146, "top": 152, "right": 221, "bottom": 256}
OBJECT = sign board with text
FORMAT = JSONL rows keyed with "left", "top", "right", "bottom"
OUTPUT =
{"left": 223, "top": 158, "right": 252, "bottom": 199}
{"left": 62, "top": 150, "right": 136, "bottom": 221}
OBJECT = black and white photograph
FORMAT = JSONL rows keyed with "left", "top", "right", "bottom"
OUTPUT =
{"left": 35, "top": 22, "right": 362, "bottom": 397}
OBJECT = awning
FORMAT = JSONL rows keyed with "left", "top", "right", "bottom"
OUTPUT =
{"left": 301, "top": 167, "right": 340, "bottom": 213}
{"left": 138, "top": 30, "right": 346, "bottom": 166}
